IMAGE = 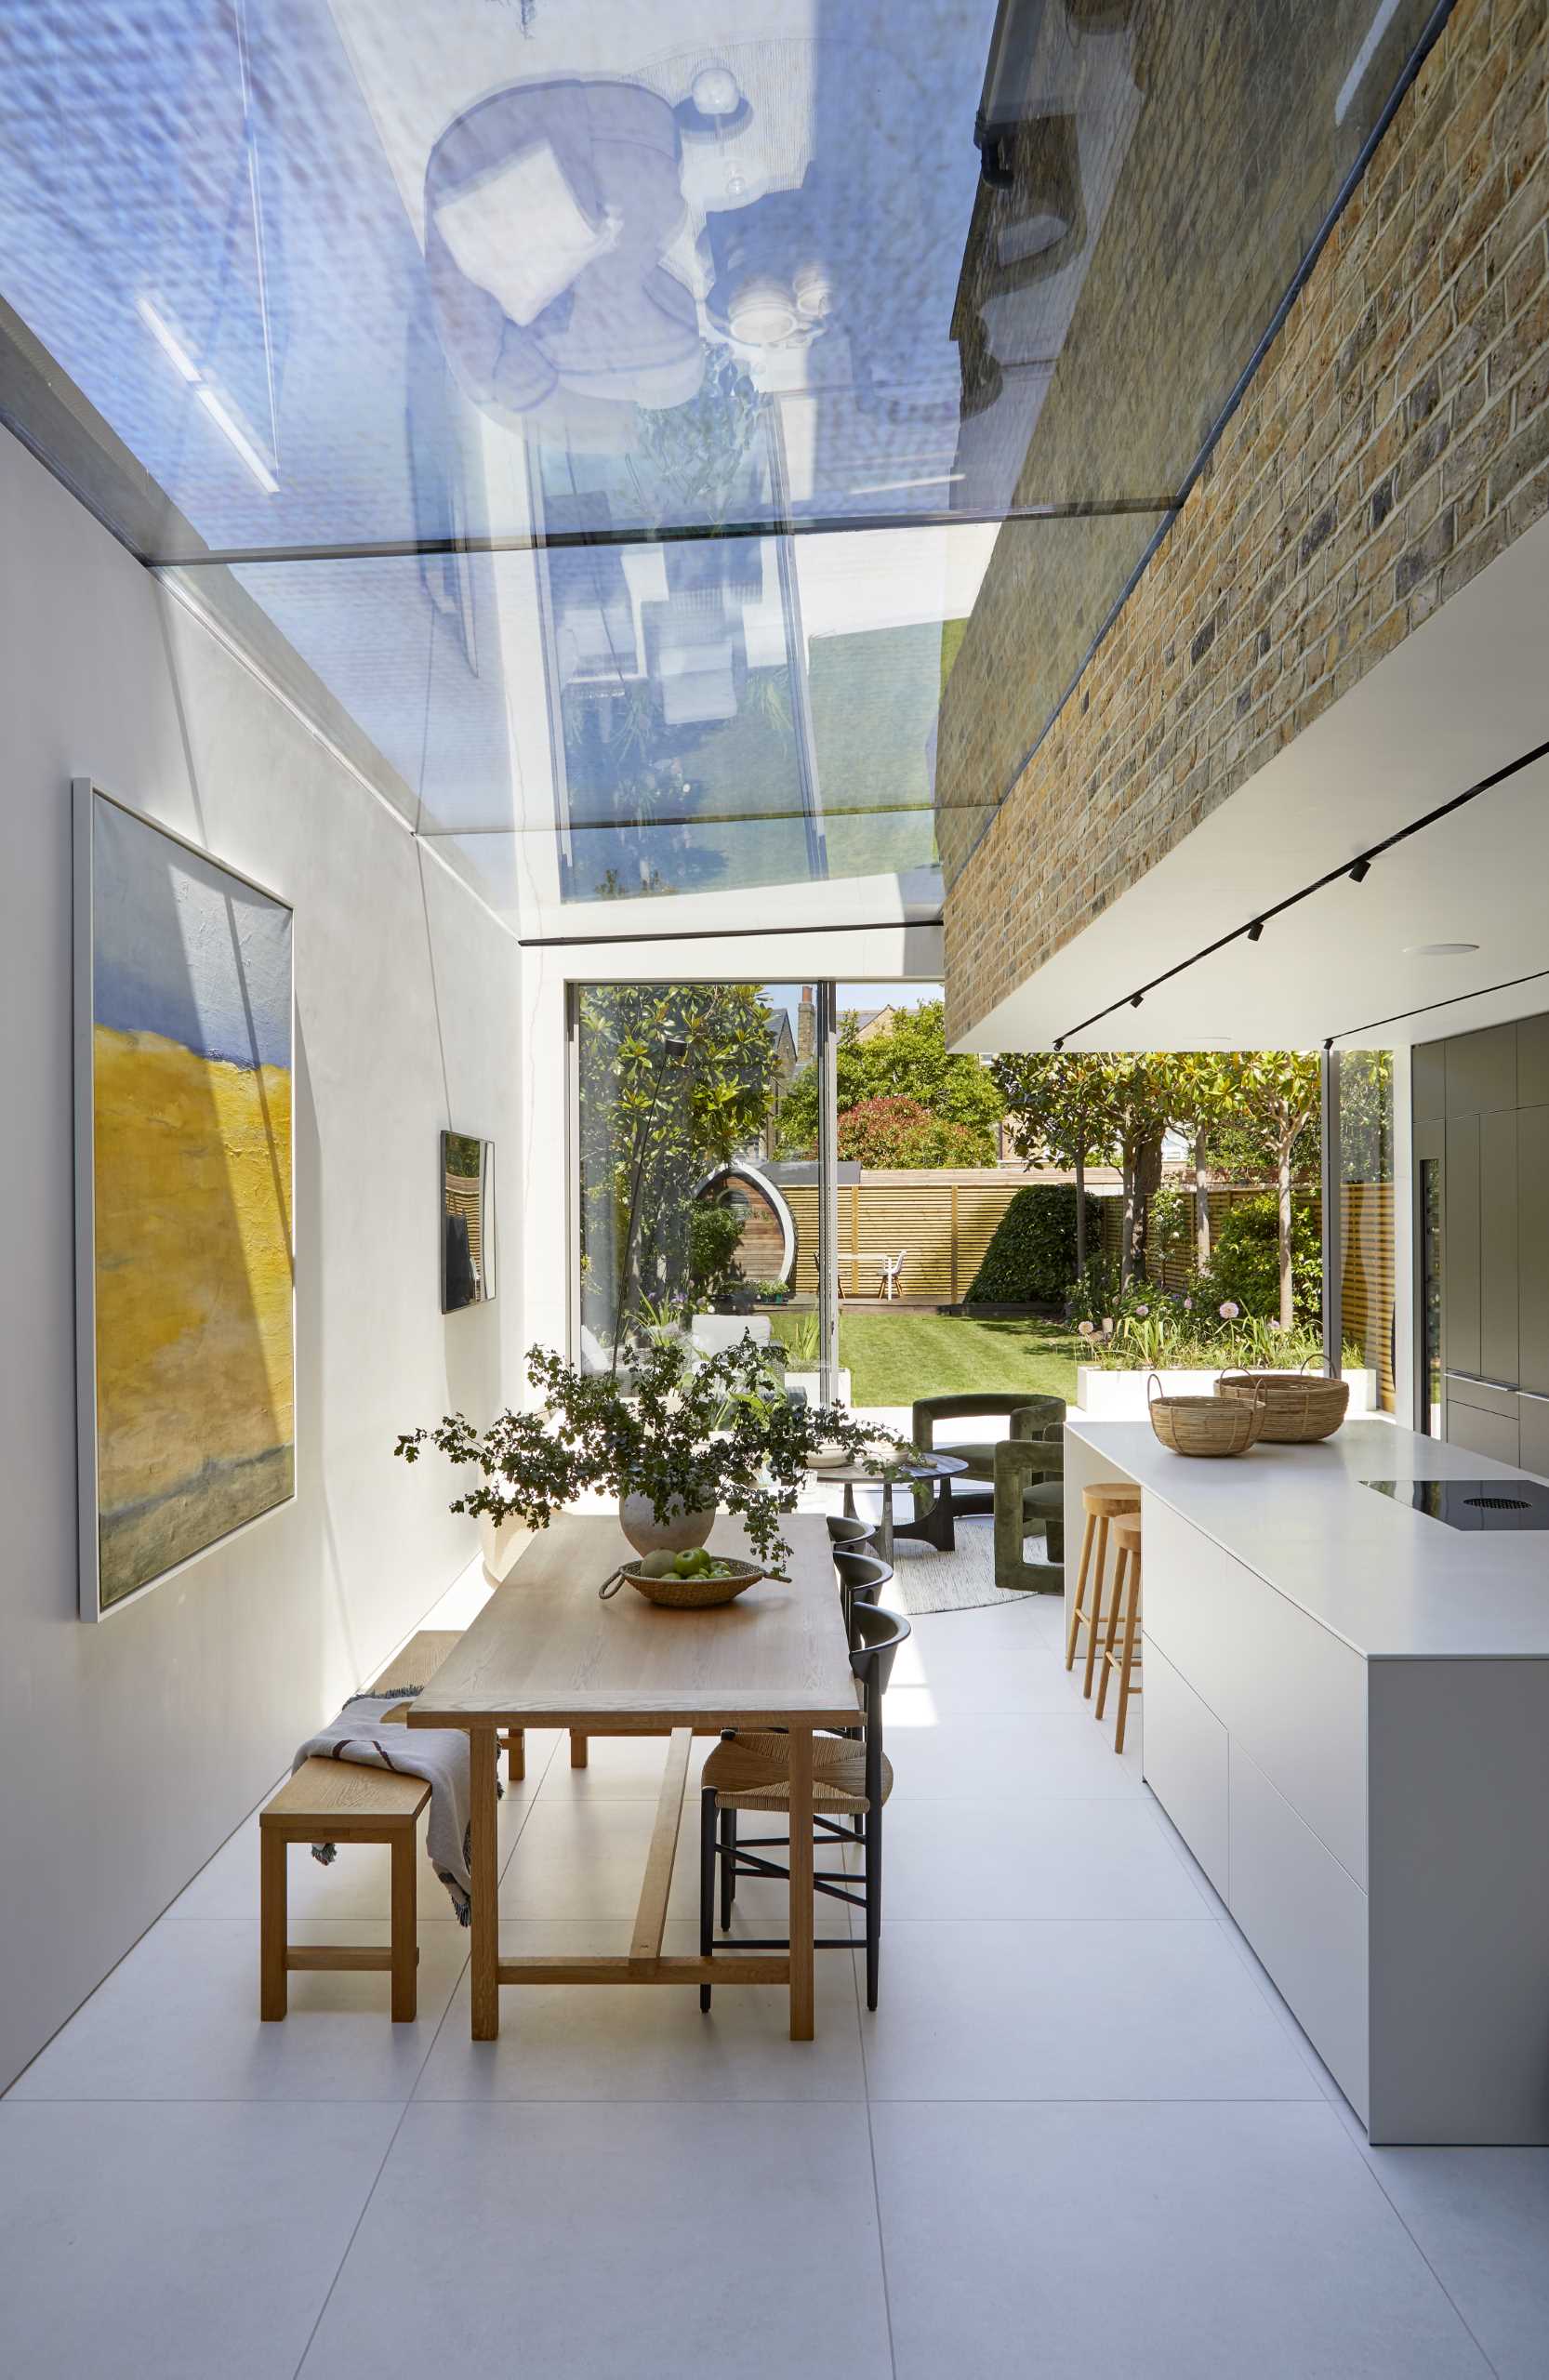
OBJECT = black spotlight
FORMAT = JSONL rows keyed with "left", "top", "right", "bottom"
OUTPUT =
{"left": 1247, "top": 919, "right": 1264, "bottom": 943}
{"left": 1348, "top": 857, "right": 1370, "bottom": 884}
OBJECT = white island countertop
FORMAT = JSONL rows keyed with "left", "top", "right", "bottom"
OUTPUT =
{"left": 1068, "top": 1415, "right": 1549, "bottom": 1662}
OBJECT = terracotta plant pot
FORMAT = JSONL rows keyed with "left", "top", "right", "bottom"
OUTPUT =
{"left": 617, "top": 1493, "right": 716, "bottom": 1558}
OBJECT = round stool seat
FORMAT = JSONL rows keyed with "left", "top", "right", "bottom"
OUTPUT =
{"left": 1081, "top": 1483, "right": 1141, "bottom": 1519}
{"left": 1109, "top": 1513, "right": 1143, "bottom": 1552}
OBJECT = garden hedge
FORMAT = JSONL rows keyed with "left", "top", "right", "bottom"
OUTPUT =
{"left": 966, "top": 1185, "right": 1103, "bottom": 1308}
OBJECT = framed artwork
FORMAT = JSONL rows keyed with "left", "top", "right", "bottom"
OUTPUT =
{"left": 442, "top": 1130, "right": 496, "bottom": 1312}
{"left": 73, "top": 780, "right": 296, "bottom": 1620}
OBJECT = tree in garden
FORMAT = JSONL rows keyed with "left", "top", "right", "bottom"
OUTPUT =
{"left": 987, "top": 1050, "right": 1116, "bottom": 1277}
{"left": 1164, "top": 1052, "right": 1251, "bottom": 1269}
{"left": 576, "top": 985, "right": 776, "bottom": 1338}
{"left": 774, "top": 999, "right": 1003, "bottom": 1160}
{"left": 1105, "top": 1056, "right": 1173, "bottom": 1287}
{"left": 1229, "top": 1051, "right": 1322, "bottom": 1327}
{"left": 835, "top": 1094, "right": 996, "bottom": 1168}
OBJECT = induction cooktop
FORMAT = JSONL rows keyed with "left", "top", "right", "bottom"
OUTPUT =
{"left": 1365, "top": 1478, "right": 1549, "bottom": 1530}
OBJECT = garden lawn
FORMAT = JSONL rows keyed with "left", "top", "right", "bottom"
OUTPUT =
{"left": 824, "top": 1312, "right": 1081, "bottom": 1408}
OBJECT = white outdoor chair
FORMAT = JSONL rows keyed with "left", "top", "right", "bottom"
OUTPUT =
{"left": 877, "top": 1250, "right": 907, "bottom": 1300}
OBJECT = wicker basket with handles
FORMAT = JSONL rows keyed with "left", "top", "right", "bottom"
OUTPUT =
{"left": 1215, "top": 1368, "right": 1349, "bottom": 1444}
{"left": 1147, "top": 1372, "right": 1265, "bottom": 1458}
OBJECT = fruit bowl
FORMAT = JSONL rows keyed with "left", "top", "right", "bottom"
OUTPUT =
{"left": 600, "top": 1548, "right": 764, "bottom": 1609}
{"left": 804, "top": 1442, "right": 849, "bottom": 1471}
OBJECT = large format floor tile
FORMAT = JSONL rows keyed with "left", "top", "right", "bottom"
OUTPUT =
{"left": 298, "top": 2101, "right": 894, "bottom": 2380}
{"left": 881, "top": 1707, "right": 1142, "bottom": 1798}
{"left": 858, "top": 1920, "right": 1322, "bottom": 2101}
{"left": 1362, "top": 2147, "right": 1549, "bottom": 2380}
{"left": 872, "top": 2100, "right": 1493, "bottom": 2380}
{"left": 497, "top": 1794, "right": 858, "bottom": 1927}
{"left": 877, "top": 1792, "right": 1212, "bottom": 1922}
{"left": 536, "top": 1730, "right": 712, "bottom": 1800}
{"left": 7, "top": 1920, "right": 470, "bottom": 2102}
{"left": 414, "top": 1920, "right": 864, "bottom": 2101}
{"left": 0, "top": 2099, "right": 401, "bottom": 2380}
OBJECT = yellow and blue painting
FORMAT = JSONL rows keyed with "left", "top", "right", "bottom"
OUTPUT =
{"left": 88, "top": 795, "right": 294, "bottom": 1611}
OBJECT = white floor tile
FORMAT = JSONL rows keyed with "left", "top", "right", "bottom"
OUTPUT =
{"left": 298, "top": 2101, "right": 894, "bottom": 2380}
{"left": 167, "top": 1789, "right": 538, "bottom": 1925}
{"left": 878, "top": 1793, "right": 1213, "bottom": 1922}
{"left": 7, "top": 1920, "right": 469, "bottom": 2102}
{"left": 886, "top": 1633, "right": 1098, "bottom": 1712}
{"left": 872, "top": 2101, "right": 1493, "bottom": 2380}
{"left": 413, "top": 1920, "right": 863, "bottom": 2101}
{"left": 881, "top": 1707, "right": 1142, "bottom": 1798}
{"left": 859, "top": 1920, "right": 1322, "bottom": 2101}
{"left": 536, "top": 1730, "right": 711, "bottom": 1800}
{"left": 1361, "top": 2147, "right": 1549, "bottom": 2380}
{"left": 497, "top": 1795, "right": 859, "bottom": 1928}
{"left": 0, "top": 2099, "right": 400, "bottom": 2380}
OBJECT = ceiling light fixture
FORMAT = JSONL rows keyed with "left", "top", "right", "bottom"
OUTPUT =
{"left": 136, "top": 294, "right": 278, "bottom": 495}
{"left": 1348, "top": 856, "right": 1371, "bottom": 883}
{"left": 1405, "top": 941, "right": 1480, "bottom": 957}
{"left": 1246, "top": 919, "right": 1264, "bottom": 942}
{"left": 1130, "top": 993, "right": 1144, "bottom": 1009}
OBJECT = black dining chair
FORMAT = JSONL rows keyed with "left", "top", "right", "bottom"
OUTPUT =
{"left": 827, "top": 1514, "right": 876, "bottom": 1552}
{"left": 698, "top": 1600, "right": 910, "bottom": 2013}
{"left": 832, "top": 1546, "right": 893, "bottom": 1633}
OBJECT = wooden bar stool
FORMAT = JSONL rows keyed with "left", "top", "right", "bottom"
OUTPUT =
{"left": 1066, "top": 1484, "right": 1141, "bottom": 1698}
{"left": 1094, "top": 1512, "right": 1143, "bottom": 1753}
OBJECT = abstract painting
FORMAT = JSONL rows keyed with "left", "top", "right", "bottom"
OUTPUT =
{"left": 74, "top": 783, "right": 295, "bottom": 1619}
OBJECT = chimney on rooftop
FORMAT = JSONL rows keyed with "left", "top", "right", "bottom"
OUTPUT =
{"left": 797, "top": 986, "right": 815, "bottom": 1062}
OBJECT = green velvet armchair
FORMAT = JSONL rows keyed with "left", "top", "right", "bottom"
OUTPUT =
{"left": 909, "top": 1391, "right": 1067, "bottom": 1594}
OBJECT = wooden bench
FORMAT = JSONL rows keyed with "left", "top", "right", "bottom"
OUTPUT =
{"left": 258, "top": 1625, "right": 523, "bottom": 2023}
{"left": 259, "top": 1757, "right": 429, "bottom": 2021}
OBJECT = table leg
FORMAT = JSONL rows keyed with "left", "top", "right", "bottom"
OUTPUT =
{"left": 877, "top": 1481, "right": 894, "bottom": 1567}
{"left": 788, "top": 1726, "right": 814, "bottom": 2042}
{"left": 470, "top": 1725, "right": 500, "bottom": 2040}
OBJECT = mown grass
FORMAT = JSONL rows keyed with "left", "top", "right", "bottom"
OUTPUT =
{"left": 771, "top": 1310, "right": 1082, "bottom": 1409}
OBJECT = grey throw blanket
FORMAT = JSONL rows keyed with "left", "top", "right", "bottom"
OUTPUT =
{"left": 292, "top": 1692, "right": 498, "bottom": 1925}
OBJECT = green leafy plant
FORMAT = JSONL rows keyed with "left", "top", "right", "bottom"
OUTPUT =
{"left": 967, "top": 1185, "right": 1103, "bottom": 1305}
{"left": 686, "top": 1202, "right": 746, "bottom": 1306}
{"left": 395, "top": 1335, "right": 876, "bottom": 1575}
{"left": 1211, "top": 1194, "right": 1322, "bottom": 1325}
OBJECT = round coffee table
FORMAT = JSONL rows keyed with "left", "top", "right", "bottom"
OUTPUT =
{"left": 816, "top": 1454, "right": 969, "bottom": 1564}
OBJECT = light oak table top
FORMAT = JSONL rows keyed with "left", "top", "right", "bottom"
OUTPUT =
{"left": 408, "top": 1511, "right": 860, "bottom": 1735}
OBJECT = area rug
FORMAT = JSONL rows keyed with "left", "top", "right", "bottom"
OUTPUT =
{"left": 882, "top": 1515, "right": 1052, "bottom": 1618}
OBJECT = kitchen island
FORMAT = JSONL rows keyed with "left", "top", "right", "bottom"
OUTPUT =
{"left": 1065, "top": 1415, "right": 1549, "bottom": 2144}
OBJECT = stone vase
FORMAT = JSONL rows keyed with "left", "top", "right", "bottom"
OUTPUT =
{"left": 617, "top": 1492, "right": 716, "bottom": 1558}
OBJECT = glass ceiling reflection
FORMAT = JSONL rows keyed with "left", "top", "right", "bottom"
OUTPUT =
{"left": 0, "top": 0, "right": 1449, "bottom": 928}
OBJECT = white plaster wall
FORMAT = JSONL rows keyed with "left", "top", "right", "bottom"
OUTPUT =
{"left": 0, "top": 429, "right": 523, "bottom": 2090}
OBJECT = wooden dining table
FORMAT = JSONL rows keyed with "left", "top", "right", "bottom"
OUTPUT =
{"left": 407, "top": 1511, "right": 859, "bottom": 2042}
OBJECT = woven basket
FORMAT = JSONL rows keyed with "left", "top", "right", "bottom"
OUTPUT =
{"left": 1215, "top": 1369, "right": 1349, "bottom": 1443}
{"left": 601, "top": 1557, "right": 763, "bottom": 1609}
{"left": 1147, "top": 1373, "right": 1264, "bottom": 1458}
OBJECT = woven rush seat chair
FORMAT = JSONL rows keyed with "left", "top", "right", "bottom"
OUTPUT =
{"left": 699, "top": 1602, "right": 909, "bottom": 2012}
{"left": 832, "top": 1546, "right": 892, "bottom": 1633}
{"left": 827, "top": 1514, "right": 877, "bottom": 1552}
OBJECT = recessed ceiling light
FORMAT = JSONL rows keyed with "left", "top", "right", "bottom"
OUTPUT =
{"left": 1404, "top": 942, "right": 1480, "bottom": 957}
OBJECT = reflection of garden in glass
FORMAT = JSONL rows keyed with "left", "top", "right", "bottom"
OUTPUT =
{"left": 576, "top": 983, "right": 779, "bottom": 1366}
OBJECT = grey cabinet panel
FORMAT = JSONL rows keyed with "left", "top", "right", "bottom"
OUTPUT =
{"left": 1444, "top": 1113, "right": 1481, "bottom": 1379}
{"left": 1446, "top": 1386, "right": 1519, "bottom": 1465}
{"left": 1519, "top": 1106, "right": 1549, "bottom": 1395}
{"left": 1412, "top": 1040, "right": 1448, "bottom": 1125}
{"left": 1520, "top": 1393, "right": 1549, "bottom": 1480}
{"left": 1447, "top": 1024, "right": 1517, "bottom": 1117}
{"left": 1518, "top": 1016, "right": 1549, "bottom": 1109}
{"left": 1480, "top": 1108, "right": 1520, "bottom": 1388}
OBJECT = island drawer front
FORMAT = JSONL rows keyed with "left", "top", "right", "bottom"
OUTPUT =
{"left": 1141, "top": 1497, "right": 1368, "bottom": 1888}
{"left": 1228, "top": 1741, "right": 1370, "bottom": 2123}
{"left": 1142, "top": 1638, "right": 1228, "bottom": 1899}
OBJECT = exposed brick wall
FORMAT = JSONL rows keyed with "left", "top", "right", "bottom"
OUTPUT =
{"left": 943, "top": 0, "right": 1549, "bottom": 1041}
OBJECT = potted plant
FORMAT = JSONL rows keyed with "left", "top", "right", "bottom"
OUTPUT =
{"left": 396, "top": 1332, "right": 875, "bottom": 1577}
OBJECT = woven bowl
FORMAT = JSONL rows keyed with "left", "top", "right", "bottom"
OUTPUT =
{"left": 609, "top": 1557, "right": 764, "bottom": 1609}
{"left": 1147, "top": 1374, "right": 1264, "bottom": 1458}
{"left": 1215, "top": 1369, "right": 1350, "bottom": 1443}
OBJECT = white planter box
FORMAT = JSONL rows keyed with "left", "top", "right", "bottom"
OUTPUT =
{"left": 690, "top": 1313, "right": 772, "bottom": 1354}
{"left": 1075, "top": 1365, "right": 1378, "bottom": 1419}
{"left": 785, "top": 1368, "right": 852, "bottom": 1408}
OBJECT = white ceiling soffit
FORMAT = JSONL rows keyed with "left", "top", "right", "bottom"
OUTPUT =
{"left": 523, "top": 920, "right": 945, "bottom": 985}
{"left": 957, "top": 509, "right": 1549, "bottom": 1055}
